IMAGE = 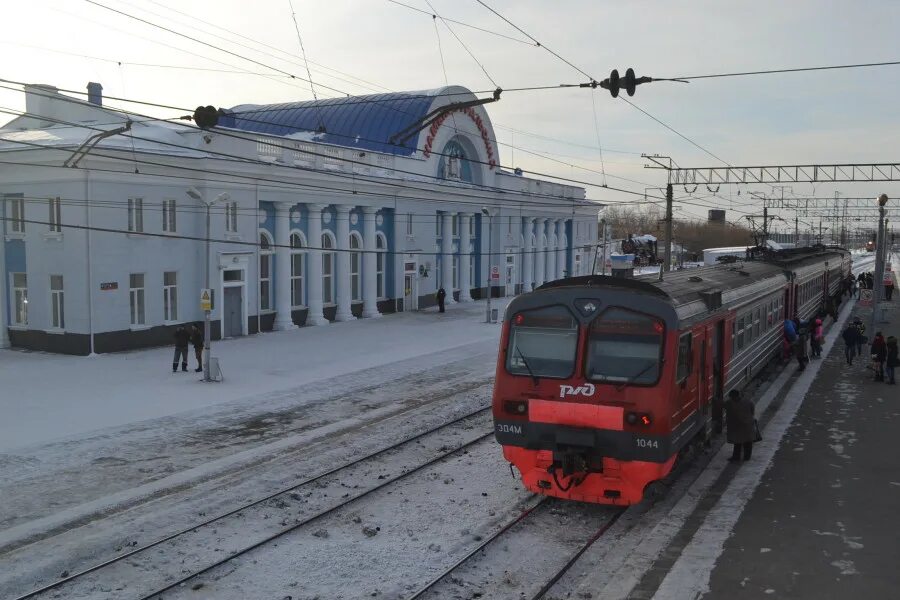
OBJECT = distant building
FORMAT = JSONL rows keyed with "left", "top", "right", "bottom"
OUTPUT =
{"left": 0, "top": 83, "right": 599, "bottom": 354}
{"left": 708, "top": 209, "right": 726, "bottom": 223}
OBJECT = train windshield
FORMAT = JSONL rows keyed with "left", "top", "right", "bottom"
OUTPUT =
{"left": 586, "top": 307, "right": 664, "bottom": 385}
{"left": 506, "top": 305, "right": 578, "bottom": 379}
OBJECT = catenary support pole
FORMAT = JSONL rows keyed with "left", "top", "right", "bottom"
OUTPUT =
{"left": 659, "top": 183, "right": 673, "bottom": 281}
{"left": 870, "top": 195, "right": 888, "bottom": 335}
{"left": 204, "top": 201, "right": 211, "bottom": 382}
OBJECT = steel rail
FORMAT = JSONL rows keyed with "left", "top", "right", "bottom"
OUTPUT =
{"left": 13, "top": 403, "right": 492, "bottom": 600}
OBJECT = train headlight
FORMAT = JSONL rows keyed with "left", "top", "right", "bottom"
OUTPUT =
{"left": 504, "top": 400, "right": 528, "bottom": 415}
{"left": 626, "top": 412, "right": 652, "bottom": 427}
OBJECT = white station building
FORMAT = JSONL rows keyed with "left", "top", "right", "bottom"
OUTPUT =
{"left": 0, "top": 82, "right": 599, "bottom": 354}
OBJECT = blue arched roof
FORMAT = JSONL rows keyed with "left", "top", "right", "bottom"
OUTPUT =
{"left": 220, "top": 89, "right": 452, "bottom": 156}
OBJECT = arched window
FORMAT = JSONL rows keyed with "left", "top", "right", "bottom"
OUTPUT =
{"left": 259, "top": 231, "right": 273, "bottom": 311}
{"left": 376, "top": 233, "right": 387, "bottom": 298}
{"left": 290, "top": 232, "right": 305, "bottom": 307}
{"left": 322, "top": 232, "right": 335, "bottom": 304}
{"left": 437, "top": 139, "right": 474, "bottom": 183}
{"left": 350, "top": 232, "right": 362, "bottom": 302}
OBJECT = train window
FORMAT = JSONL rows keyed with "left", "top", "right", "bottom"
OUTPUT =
{"left": 754, "top": 308, "right": 761, "bottom": 337}
{"left": 676, "top": 333, "right": 693, "bottom": 382}
{"left": 506, "top": 305, "right": 578, "bottom": 379}
{"left": 737, "top": 317, "right": 746, "bottom": 350}
{"left": 585, "top": 307, "right": 664, "bottom": 386}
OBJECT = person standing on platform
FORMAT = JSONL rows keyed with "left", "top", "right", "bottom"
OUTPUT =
{"left": 810, "top": 318, "right": 824, "bottom": 358}
{"left": 795, "top": 322, "right": 810, "bottom": 371}
{"left": 871, "top": 332, "right": 887, "bottom": 382}
{"left": 885, "top": 336, "right": 898, "bottom": 385}
{"left": 436, "top": 286, "right": 447, "bottom": 313}
{"left": 190, "top": 324, "right": 204, "bottom": 373}
{"left": 848, "top": 274, "right": 858, "bottom": 298}
{"left": 885, "top": 275, "right": 894, "bottom": 301}
{"left": 842, "top": 322, "right": 860, "bottom": 365}
{"left": 172, "top": 325, "right": 190, "bottom": 373}
{"left": 853, "top": 317, "right": 867, "bottom": 357}
{"left": 725, "top": 389, "right": 755, "bottom": 462}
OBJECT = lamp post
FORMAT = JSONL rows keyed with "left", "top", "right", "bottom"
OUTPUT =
{"left": 186, "top": 187, "right": 229, "bottom": 382}
{"left": 481, "top": 207, "right": 494, "bottom": 323}
{"left": 871, "top": 194, "right": 889, "bottom": 335}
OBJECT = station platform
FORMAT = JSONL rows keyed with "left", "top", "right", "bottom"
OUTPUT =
{"left": 649, "top": 264, "right": 900, "bottom": 599}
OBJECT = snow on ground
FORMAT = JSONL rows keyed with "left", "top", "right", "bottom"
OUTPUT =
{"left": 0, "top": 298, "right": 508, "bottom": 453}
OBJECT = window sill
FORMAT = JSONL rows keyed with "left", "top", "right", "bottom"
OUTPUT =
{"left": 260, "top": 309, "right": 276, "bottom": 314}
{"left": 45, "top": 328, "right": 66, "bottom": 335}
{"left": 160, "top": 230, "right": 178, "bottom": 236}
{"left": 4, "top": 231, "right": 25, "bottom": 241}
{"left": 163, "top": 320, "right": 179, "bottom": 326}
{"left": 225, "top": 233, "right": 243, "bottom": 241}
{"left": 323, "top": 302, "right": 336, "bottom": 307}
{"left": 43, "top": 232, "right": 63, "bottom": 241}
{"left": 130, "top": 325, "right": 151, "bottom": 331}
{"left": 126, "top": 232, "right": 148, "bottom": 239}
{"left": 8, "top": 324, "right": 27, "bottom": 330}
{"left": 290, "top": 305, "right": 307, "bottom": 310}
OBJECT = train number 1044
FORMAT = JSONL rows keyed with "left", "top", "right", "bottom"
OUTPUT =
{"left": 635, "top": 438, "right": 659, "bottom": 449}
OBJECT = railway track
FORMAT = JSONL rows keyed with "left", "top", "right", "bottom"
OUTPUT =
{"left": 11, "top": 405, "right": 494, "bottom": 600}
{"left": 404, "top": 497, "right": 625, "bottom": 600}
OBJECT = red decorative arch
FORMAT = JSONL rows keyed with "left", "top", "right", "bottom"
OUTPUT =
{"left": 422, "top": 107, "right": 496, "bottom": 169}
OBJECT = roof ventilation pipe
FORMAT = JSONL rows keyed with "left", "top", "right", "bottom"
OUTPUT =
{"left": 87, "top": 82, "right": 103, "bottom": 106}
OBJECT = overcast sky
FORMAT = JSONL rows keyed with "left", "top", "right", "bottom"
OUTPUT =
{"left": 2, "top": 0, "right": 899, "bottom": 231}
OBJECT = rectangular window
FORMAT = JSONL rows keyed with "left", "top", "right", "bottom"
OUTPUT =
{"left": 130, "top": 273, "right": 146, "bottom": 326}
{"left": 162, "top": 199, "right": 176, "bottom": 232}
{"left": 470, "top": 216, "right": 476, "bottom": 238}
{"left": 452, "top": 215, "right": 459, "bottom": 237}
{"left": 291, "top": 252, "right": 304, "bottom": 307}
{"left": 225, "top": 201, "right": 238, "bottom": 233}
{"left": 5, "top": 194, "right": 25, "bottom": 234}
{"left": 48, "top": 197, "right": 61, "bottom": 232}
{"left": 12, "top": 272, "right": 27, "bottom": 325}
{"left": 676, "top": 333, "right": 693, "bottom": 382}
{"left": 507, "top": 305, "right": 578, "bottom": 379}
{"left": 436, "top": 215, "right": 441, "bottom": 237}
{"left": 163, "top": 271, "right": 177, "bottom": 322}
{"left": 127, "top": 198, "right": 143, "bottom": 233}
{"left": 507, "top": 217, "right": 513, "bottom": 234}
{"left": 323, "top": 252, "right": 334, "bottom": 304}
{"left": 260, "top": 253, "right": 271, "bottom": 311}
{"left": 406, "top": 213, "right": 413, "bottom": 236}
{"left": 737, "top": 316, "right": 745, "bottom": 350}
{"left": 50, "top": 275, "right": 64, "bottom": 329}
{"left": 452, "top": 256, "right": 459, "bottom": 290}
{"left": 586, "top": 307, "right": 664, "bottom": 385}
{"left": 376, "top": 252, "right": 385, "bottom": 298}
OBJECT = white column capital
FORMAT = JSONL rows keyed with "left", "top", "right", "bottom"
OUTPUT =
{"left": 361, "top": 206, "right": 379, "bottom": 215}
{"left": 335, "top": 204, "right": 353, "bottom": 215}
{"left": 306, "top": 203, "right": 329, "bottom": 214}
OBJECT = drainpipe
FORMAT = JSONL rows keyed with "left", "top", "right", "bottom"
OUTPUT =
{"left": 86, "top": 169, "right": 96, "bottom": 355}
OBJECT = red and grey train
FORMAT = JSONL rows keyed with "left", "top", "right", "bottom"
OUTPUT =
{"left": 492, "top": 246, "right": 851, "bottom": 505}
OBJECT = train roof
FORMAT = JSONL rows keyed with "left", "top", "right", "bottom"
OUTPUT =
{"left": 536, "top": 246, "right": 849, "bottom": 315}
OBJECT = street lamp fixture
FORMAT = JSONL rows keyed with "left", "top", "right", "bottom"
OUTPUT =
{"left": 186, "top": 188, "right": 230, "bottom": 382}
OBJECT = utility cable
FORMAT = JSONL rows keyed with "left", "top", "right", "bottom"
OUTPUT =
{"left": 424, "top": 0, "right": 499, "bottom": 88}
{"left": 671, "top": 59, "right": 900, "bottom": 81}
{"left": 386, "top": 0, "right": 533, "bottom": 45}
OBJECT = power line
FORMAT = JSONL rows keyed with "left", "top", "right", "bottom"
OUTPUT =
{"left": 425, "top": 0, "right": 499, "bottom": 88}
{"left": 385, "top": 0, "right": 533, "bottom": 45}
{"left": 671, "top": 59, "right": 900, "bottom": 81}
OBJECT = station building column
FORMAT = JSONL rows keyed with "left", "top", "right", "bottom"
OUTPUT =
{"left": 523, "top": 217, "right": 534, "bottom": 293}
{"left": 361, "top": 206, "right": 382, "bottom": 318}
{"left": 305, "top": 203, "right": 329, "bottom": 326}
{"left": 334, "top": 205, "right": 356, "bottom": 322}
{"left": 556, "top": 219, "right": 566, "bottom": 279}
{"left": 442, "top": 211, "right": 457, "bottom": 303}
{"left": 458, "top": 213, "right": 473, "bottom": 302}
{"left": 534, "top": 218, "right": 546, "bottom": 287}
{"left": 273, "top": 201, "right": 298, "bottom": 331}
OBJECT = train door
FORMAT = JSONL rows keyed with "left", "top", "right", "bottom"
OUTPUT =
{"left": 711, "top": 320, "right": 725, "bottom": 433}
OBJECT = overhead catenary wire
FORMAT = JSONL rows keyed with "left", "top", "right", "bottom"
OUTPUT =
{"left": 670, "top": 59, "right": 900, "bottom": 81}
{"left": 424, "top": 0, "right": 500, "bottom": 89}
{"left": 386, "top": 0, "right": 533, "bottom": 46}
{"left": 0, "top": 97, "right": 753, "bottom": 217}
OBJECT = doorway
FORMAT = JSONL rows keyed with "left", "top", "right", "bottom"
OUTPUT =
{"left": 223, "top": 286, "right": 243, "bottom": 337}
{"left": 505, "top": 255, "right": 516, "bottom": 296}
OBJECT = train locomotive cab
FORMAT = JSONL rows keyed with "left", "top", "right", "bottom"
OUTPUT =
{"left": 493, "top": 276, "right": 695, "bottom": 505}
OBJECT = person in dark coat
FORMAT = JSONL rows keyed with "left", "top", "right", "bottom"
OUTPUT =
{"left": 848, "top": 274, "right": 858, "bottom": 298}
{"left": 173, "top": 325, "right": 190, "bottom": 372}
{"left": 885, "top": 275, "right": 894, "bottom": 301}
{"left": 190, "top": 324, "right": 204, "bottom": 373}
{"left": 885, "top": 335, "right": 898, "bottom": 385}
{"left": 725, "top": 389, "right": 755, "bottom": 462}
{"left": 795, "top": 323, "right": 809, "bottom": 371}
{"left": 841, "top": 322, "right": 860, "bottom": 365}
{"left": 436, "top": 287, "right": 447, "bottom": 313}
{"left": 871, "top": 332, "right": 887, "bottom": 382}
{"left": 853, "top": 317, "right": 867, "bottom": 356}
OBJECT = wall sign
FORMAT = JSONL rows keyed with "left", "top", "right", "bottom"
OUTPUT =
{"left": 100, "top": 282, "right": 118, "bottom": 291}
{"left": 422, "top": 107, "right": 497, "bottom": 169}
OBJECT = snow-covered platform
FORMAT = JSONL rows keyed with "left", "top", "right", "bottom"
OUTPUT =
{"left": 0, "top": 298, "right": 507, "bottom": 453}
